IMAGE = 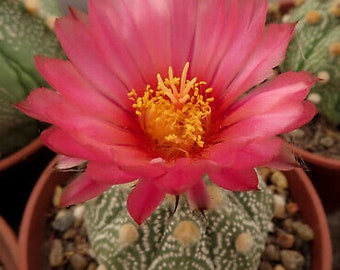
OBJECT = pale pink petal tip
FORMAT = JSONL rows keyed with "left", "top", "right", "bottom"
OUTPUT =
{"left": 56, "top": 155, "right": 86, "bottom": 170}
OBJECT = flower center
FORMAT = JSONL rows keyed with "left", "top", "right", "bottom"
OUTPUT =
{"left": 129, "top": 63, "right": 214, "bottom": 160}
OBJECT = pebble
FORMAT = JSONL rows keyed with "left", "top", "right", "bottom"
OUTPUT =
{"left": 87, "top": 262, "right": 97, "bottom": 270}
{"left": 273, "top": 264, "right": 285, "bottom": 270}
{"left": 49, "top": 239, "right": 64, "bottom": 267}
{"left": 320, "top": 136, "right": 335, "bottom": 147}
{"left": 286, "top": 202, "right": 299, "bottom": 216}
{"left": 280, "top": 250, "right": 305, "bottom": 270}
{"left": 271, "top": 171, "right": 288, "bottom": 190}
{"left": 292, "top": 222, "right": 314, "bottom": 241}
{"left": 276, "top": 232, "right": 295, "bottom": 249}
{"left": 287, "top": 129, "right": 305, "bottom": 139}
{"left": 273, "top": 194, "right": 286, "bottom": 219}
{"left": 52, "top": 209, "right": 75, "bottom": 231}
{"left": 263, "top": 244, "right": 281, "bottom": 261}
{"left": 70, "top": 253, "right": 88, "bottom": 270}
{"left": 258, "top": 261, "right": 273, "bottom": 270}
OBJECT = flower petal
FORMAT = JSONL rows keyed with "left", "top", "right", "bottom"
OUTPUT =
{"left": 222, "top": 71, "right": 317, "bottom": 127}
{"left": 35, "top": 56, "right": 135, "bottom": 128}
{"left": 210, "top": 136, "right": 294, "bottom": 170}
{"left": 85, "top": 162, "right": 138, "bottom": 183}
{"left": 56, "top": 155, "right": 86, "bottom": 170}
{"left": 191, "top": 0, "right": 238, "bottom": 81}
{"left": 219, "top": 101, "right": 317, "bottom": 143}
{"left": 17, "top": 88, "right": 143, "bottom": 147}
{"left": 209, "top": 168, "right": 259, "bottom": 191}
{"left": 265, "top": 143, "right": 297, "bottom": 171}
{"left": 88, "top": 0, "right": 151, "bottom": 90}
{"left": 55, "top": 16, "right": 131, "bottom": 108}
{"left": 218, "top": 23, "right": 296, "bottom": 110}
{"left": 41, "top": 127, "right": 114, "bottom": 162}
{"left": 167, "top": 0, "right": 198, "bottom": 72}
{"left": 211, "top": 0, "right": 268, "bottom": 95}
{"left": 61, "top": 173, "right": 111, "bottom": 206}
{"left": 155, "top": 158, "right": 207, "bottom": 194}
{"left": 127, "top": 180, "right": 166, "bottom": 225}
{"left": 186, "top": 179, "right": 210, "bottom": 211}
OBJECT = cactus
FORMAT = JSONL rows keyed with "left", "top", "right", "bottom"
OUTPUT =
{"left": 0, "top": 0, "right": 63, "bottom": 158}
{"left": 281, "top": 0, "right": 340, "bottom": 128}
{"left": 84, "top": 175, "right": 274, "bottom": 270}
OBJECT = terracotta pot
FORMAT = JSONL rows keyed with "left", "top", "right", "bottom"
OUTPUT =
{"left": 0, "top": 216, "right": 18, "bottom": 270}
{"left": 290, "top": 144, "right": 340, "bottom": 213}
{"left": 18, "top": 156, "right": 332, "bottom": 270}
{"left": 0, "top": 138, "right": 43, "bottom": 171}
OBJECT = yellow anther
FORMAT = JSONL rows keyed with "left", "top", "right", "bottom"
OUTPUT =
{"left": 129, "top": 62, "right": 213, "bottom": 160}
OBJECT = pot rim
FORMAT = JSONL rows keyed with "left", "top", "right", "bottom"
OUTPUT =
{"left": 0, "top": 216, "right": 18, "bottom": 270}
{"left": 0, "top": 137, "right": 43, "bottom": 171}
{"left": 288, "top": 143, "right": 340, "bottom": 170}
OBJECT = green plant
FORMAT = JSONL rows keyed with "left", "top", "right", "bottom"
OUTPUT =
{"left": 84, "top": 176, "right": 273, "bottom": 270}
{"left": 0, "top": 0, "right": 63, "bottom": 158}
{"left": 281, "top": 0, "right": 340, "bottom": 128}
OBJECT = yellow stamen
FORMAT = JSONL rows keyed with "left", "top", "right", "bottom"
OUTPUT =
{"left": 129, "top": 62, "right": 213, "bottom": 160}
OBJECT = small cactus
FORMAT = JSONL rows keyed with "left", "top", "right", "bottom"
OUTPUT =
{"left": 84, "top": 175, "right": 273, "bottom": 270}
{"left": 281, "top": 0, "right": 340, "bottom": 128}
{"left": 0, "top": 0, "right": 63, "bottom": 158}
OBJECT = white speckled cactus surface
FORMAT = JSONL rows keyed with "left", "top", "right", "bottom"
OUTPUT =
{"left": 281, "top": 0, "right": 340, "bottom": 127}
{"left": 85, "top": 176, "right": 273, "bottom": 270}
{"left": 0, "top": 0, "right": 63, "bottom": 158}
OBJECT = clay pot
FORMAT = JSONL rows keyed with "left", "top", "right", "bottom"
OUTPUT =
{"left": 0, "top": 216, "right": 18, "bottom": 270}
{"left": 0, "top": 138, "right": 43, "bottom": 171}
{"left": 18, "top": 156, "right": 332, "bottom": 270}
{"left": 290, "top": 144, "right": 340, "bottom": 213}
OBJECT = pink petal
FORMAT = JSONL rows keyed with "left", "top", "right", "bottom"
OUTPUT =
{"left": 85, "top": 162, "right": 138, "bottom": 183}
{"left": 61, "top": 173, "right": 111, "bottom": 206}
{"left": 88, "top": 0, "right": 150, "bottom": 90}
{"left": 191, "top": 0, "right": 238, "bottom": 81}
{"left": 186, "top": 179, "right": 210, "bottom": 211}
{"left": 211, "top": 0, "right": 268, "bottom": 95}
{"left": 219, "top": 101, "right": 317, "bottom": 143}
{"left": 35, "top": 56, "right": 135, "bottom": 128}
{"left": 41, "top": 127, "right": 114, "bottom": 162}
{"left": 265, "top": 143, "right": 297, "bottom": 171}
{"left": 209, "top": 168, "right": 259, "bottom": 191}
{"left": 166, "top": 0, "right": 198, "bottom": 72}
{"left": 55, "top": 16, "right": 131, "bottom": 109}
{"left": 127, "top": 180, "right": 166, "bottom": 225}
{"left": 209, "top": 139, "right": 295, "bottom": 173}
{"left": 155, "top": 158, "right": 207, "bottom": 194}
{"left": 218, "top": 23, "right": 296, "bottom": 110}
{"left": 17, "top": 88, "right": 143, "bottom": 147}
{"left": 222, "top": 71, "right": 317, "bottom": 126}
{"left": 210, "top": 137, "right": 293, "bottom": 170}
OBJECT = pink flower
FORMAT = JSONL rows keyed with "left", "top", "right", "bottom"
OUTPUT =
{"left": 16, "top": 0, "right": 316, "bottom": 224}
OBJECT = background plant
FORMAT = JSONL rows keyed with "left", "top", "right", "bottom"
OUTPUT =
{"left": 0, "top": 0, "right": 63, "bottom": 158}
{"left": 281, "top": 0, "right": 340, "bottom": 128}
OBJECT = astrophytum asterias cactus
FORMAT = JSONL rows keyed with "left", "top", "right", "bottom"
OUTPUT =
{"left": 281, "top": 0, "right": 340, "bottom": 127}
{"left": 0, "top": 0, "right": 63, "bottom": 158}
{"left": 85, "top": 176, "right": 273, "bottom": 270}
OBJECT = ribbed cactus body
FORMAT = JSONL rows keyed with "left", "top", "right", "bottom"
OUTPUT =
{"left": 0, "top": 0, "right": 63, "bottom": 158}
{"left": 85, "top": 176, "right": 273, "bottom": 270}
{"left": 281, "top": 0, "right": 340, "bottom": 127}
